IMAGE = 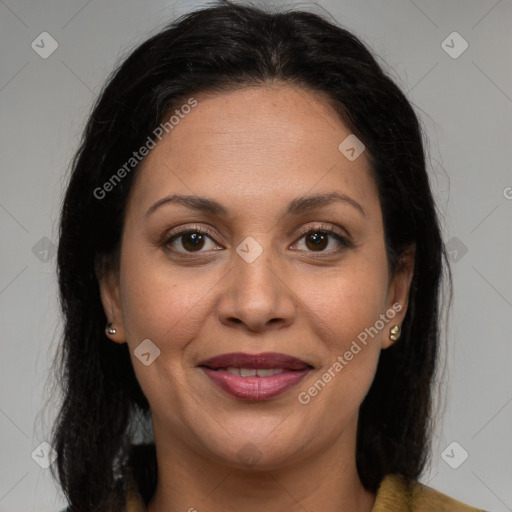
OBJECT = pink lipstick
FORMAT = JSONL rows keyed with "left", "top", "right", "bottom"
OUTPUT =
{"left": 198, "top": 352, "right": 312, "bottom": 400}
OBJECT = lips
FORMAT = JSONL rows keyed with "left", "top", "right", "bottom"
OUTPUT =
{"left": 198, "top": 352, "right": 313, "bottom": 400}
{"left": 198, "top": 352, "right": 312, "bottom": 371}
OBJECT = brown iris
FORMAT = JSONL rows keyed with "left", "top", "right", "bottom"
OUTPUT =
{"left": 305, "top": 232, "right": 328, "bottom": 251}
{"left": 181, "top": 232, "right": 206, "bottom": 252}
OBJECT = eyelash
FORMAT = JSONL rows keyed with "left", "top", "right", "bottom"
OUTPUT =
{"left": 162, "top": 223, "right": 352, "bottom": 258}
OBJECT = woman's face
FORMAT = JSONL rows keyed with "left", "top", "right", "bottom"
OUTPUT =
{"left": 100, "top": 83, "right": 414, "bottom": 469}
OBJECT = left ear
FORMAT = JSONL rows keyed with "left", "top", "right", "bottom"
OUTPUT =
{"left": 382, "top": 244, "right": 415, "bottom": 349}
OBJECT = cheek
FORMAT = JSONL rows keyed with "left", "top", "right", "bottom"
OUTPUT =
{"left": 308, "top": 258, "right": 389, "bottom": 347}
{"left": 117, "top": 250, "right": 213, "bottom": 416}
{"left": 298, "top": 252, "right": 389, "bottom": 400}
{"left": 119, "top": 240, "right": 213, "bottom": 345}
{"left": 298, "top": 276, "right": 385, "bottom": 431}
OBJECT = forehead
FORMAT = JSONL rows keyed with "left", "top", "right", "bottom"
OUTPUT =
{"left": 127, "top": 84, "right": 379, "bottom": 220}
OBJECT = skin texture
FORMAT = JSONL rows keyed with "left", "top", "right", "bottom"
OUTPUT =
{"left": 99, "top": 83, "right": 415, "bottom": 512}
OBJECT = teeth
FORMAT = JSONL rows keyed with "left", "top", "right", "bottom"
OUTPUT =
{"left": 224, "top": 367, "right": 286, "bottom": 377}
{"left": 256, "top": 368, "right": 278, "bottom": 377}
{"left": 240, "top": 368, "right": 257, "bottom": 377}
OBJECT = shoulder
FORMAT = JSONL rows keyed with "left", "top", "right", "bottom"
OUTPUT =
{"left": 373, "top": 474, "right": 490, "bottom": 512}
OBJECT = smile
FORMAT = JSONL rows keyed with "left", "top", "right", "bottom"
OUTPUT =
{"left": 198, "top": 352, "right": 313, "bottom": 400}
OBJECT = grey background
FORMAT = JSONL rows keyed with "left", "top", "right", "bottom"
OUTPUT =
{"left": 1, "top": 0, "right": 511, "bottom": 511}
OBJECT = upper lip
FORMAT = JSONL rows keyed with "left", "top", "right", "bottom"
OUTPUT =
{"left": 198, "top": 352, "right": 312, "bottom": 370}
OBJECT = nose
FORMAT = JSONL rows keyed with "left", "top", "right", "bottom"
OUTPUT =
{"left": 216, "top": 245, "right": 296, "bottom": 333}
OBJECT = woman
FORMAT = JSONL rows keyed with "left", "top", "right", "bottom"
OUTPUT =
{"left": 51, "top": 2, "right": 487, "bottom": 511}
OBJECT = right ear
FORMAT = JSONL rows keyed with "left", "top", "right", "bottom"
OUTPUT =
{"left": 96, "top": 257, "right": 127, "bottom": 344}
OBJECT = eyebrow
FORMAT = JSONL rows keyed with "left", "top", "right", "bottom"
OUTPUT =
{"left": 145, "top": 191, "right": 366, "bottom": 219}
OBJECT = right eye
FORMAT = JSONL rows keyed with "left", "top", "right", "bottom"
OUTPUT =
{"left": 164, "top": 226, "right": 223, "bottom": 255}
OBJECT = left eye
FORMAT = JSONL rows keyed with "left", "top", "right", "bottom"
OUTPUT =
{"left": 292, "top": 229, "right": 349, "bottom": 253}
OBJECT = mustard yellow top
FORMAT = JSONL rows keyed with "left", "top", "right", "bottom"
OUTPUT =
{"left": 124, "top": 472, "right": 488, "bottom": 512}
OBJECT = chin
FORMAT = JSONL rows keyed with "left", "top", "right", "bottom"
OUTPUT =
{"left": 198, "top": 431, "right": 307, "bottom": 472}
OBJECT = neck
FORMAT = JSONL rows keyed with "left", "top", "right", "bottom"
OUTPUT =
{"left": 146, "top": 417, "right": 375, "bottom": 512}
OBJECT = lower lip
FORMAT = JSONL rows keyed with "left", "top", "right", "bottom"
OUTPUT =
{"left": 200, "top": 368, "right": 311, "bottom": 400}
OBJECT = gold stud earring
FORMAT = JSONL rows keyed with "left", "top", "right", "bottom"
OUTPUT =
{"left": 389, "top": 325, "right": 401, "bottom": 341}
{"left": 106, "top": 322, "right": 117, "bottom": 335}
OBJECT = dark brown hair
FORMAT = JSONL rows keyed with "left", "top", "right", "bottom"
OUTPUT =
{"left": 51, "top": 2, "right": 450, "bottom": 510}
